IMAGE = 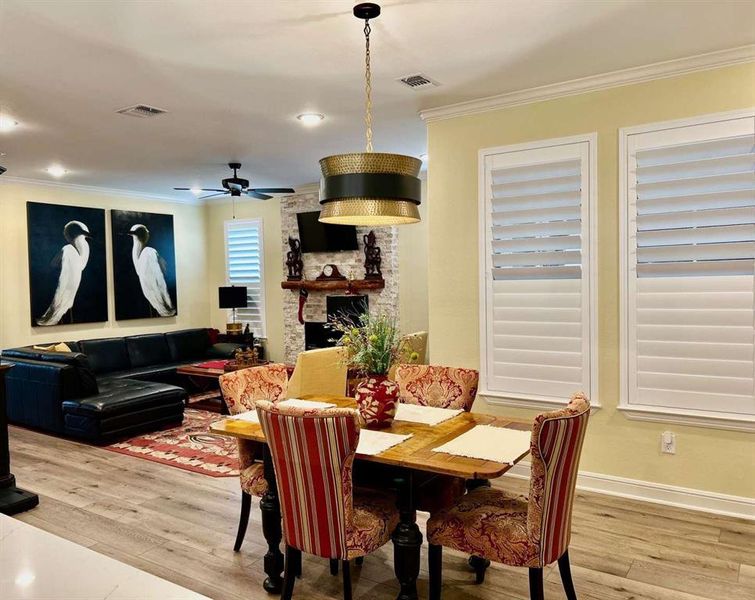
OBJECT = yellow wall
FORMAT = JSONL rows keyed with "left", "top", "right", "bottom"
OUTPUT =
{"left": 204, "top": 184, "right": 430, "bottom": 363}
{"left": 204, "top": 197, "right": 286, "bottom": 362}
{"left": 0, "top": 181, "right": 210, "bottom": 348}
{"left": 427, "top": 63, "right": 755, "bottom": 498}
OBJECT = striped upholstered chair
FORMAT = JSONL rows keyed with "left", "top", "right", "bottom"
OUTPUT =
{"left": 218, "top": 363, "right": 289, "bottom": 551}
{"left": 256, "top": 400, "right": 400, "bottom": 600}
{"left": 427, "top": 393, "right": 590, "bottom": 600}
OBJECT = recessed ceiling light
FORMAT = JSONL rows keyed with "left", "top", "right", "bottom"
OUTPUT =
{"left": 46, "top": 164, "right": 68, "bottom": 178}
{"left": 15, "top": 570, "right": 36, "bottom": 587}
{"left": 297, "top": 113, "right": 325, "bottom": 126}
{"left": 0, "top": 115, "right": 19, "bottom": 131}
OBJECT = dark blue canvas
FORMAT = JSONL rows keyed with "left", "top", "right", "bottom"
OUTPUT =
{"left": 27, "top": 201, "right": 107, "bottom": 327}
{"left": 111, "top": 209, "right": 177, "bottom": 321}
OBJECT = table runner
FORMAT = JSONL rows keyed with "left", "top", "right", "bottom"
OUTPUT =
{"left": 432, "top": 425, "right": 531, "bottom": 464}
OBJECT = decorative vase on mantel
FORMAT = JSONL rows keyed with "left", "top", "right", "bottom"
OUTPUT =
{"left": 354, "top": 375, "right": 399, "bottom": 429}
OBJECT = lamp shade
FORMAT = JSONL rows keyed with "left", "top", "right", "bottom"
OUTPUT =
{"left": 318, "top": 152, "right": 422, "bottom": 226}
{"left": 218, "top": 286, "right": 248, "bottom": 309}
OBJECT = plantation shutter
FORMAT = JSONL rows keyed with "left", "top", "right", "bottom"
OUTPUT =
{"left": 481, "top": 136, "right": 595, "bottom": 403}
{"left": 225, "top": 219, "right": 266, "bottom": 337}
{"left": 624, "top": 114, "right": 755, "bottom": 416}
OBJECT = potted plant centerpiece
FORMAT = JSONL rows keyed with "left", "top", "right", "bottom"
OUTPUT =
{"left": 332, "top": 312, "right": 413, "bottom": 428}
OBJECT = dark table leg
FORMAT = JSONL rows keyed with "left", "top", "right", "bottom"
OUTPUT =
{"left": 260, "top": 445, "right": 284, "bottom": 594}
{"left": 392, "top": 471, "right": 423, "bottom": 600}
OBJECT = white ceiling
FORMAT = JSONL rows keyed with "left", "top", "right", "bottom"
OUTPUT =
{"left": 0, "top": 0, "right": 753, "bottom": 200}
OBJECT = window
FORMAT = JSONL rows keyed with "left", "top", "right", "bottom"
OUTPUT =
{"left": 620, "top": 111, "right": 755, "bottom": 430}
{"left": 479, "top": 134, "right": 597, "bottom": 408}
{"left": 224, "top": 218, "right": 266, "bottom": 337}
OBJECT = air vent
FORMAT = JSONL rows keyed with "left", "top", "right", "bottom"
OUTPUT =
{"left": 397, "top": 74, "right": 439, "bottom": 90}
{"left": 116, "top": 104, "right": 167, "bottom": 118}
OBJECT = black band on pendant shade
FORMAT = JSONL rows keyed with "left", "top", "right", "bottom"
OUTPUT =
{"left": 319, "top": 173, "right": 421, "bottom": 205}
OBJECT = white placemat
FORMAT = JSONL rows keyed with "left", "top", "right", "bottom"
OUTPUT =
{"left": 279, "top": 399, "right": 337, "bottom": 410}
{"left": 356, "top": 430, "right": 413, "bottom": 456}
{"left": 226, "top": 410, "right": 259, "bottom": 424}
{"left": 432, "top": 425, "right": 531, "bottom": 464}
{"left": 394, "top": 403, "right": 462, "bottom": 426}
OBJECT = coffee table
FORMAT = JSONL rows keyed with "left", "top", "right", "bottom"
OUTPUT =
{"left": 176, "top": 363, "right": 231, "bottom": 414}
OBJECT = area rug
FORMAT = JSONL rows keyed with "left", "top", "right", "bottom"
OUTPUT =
{"left": 103, "top": 409, "right": 240, "bottom": 477}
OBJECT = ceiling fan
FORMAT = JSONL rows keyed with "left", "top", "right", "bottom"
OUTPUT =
{"left": 174, "top": 162, "right": 295, "bottom": 200}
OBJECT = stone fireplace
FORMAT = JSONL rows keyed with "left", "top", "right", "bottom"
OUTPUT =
{"left": 280, "top": 191, "right": 398, "bottom": 363}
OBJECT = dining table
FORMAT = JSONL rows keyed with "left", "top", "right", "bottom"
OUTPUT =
{"left": 210, "top": 395, "right": 532, "bottom": 600}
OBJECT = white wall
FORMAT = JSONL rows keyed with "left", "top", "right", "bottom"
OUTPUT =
{"left": 0, "top": 180, "right": 210, "bottom": 348}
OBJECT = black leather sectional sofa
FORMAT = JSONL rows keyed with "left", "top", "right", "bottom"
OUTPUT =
{"left": 2, "top": 328, "right": 239, "bottom": 444}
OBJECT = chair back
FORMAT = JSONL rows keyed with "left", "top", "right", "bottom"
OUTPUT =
{"left": 394, "top": 364, "right": 479, "bottom": 411}
{"left": 218, "top": 363, "right": 289, "bottom": 415}
{"left": 286, "top": 347, "right": 348, "bottom": 398}
{"left": 256, "top": 400, "right": 360, "bottom": 560}
{"left": 527, "top": 392, "right": 590, "bottom": 566}
{"left": 388, "top": 331, "right": 428, "bottom": 379}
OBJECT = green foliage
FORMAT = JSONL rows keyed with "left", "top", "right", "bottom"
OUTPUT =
{"left": 330, "top": 311, "right": 404, "bottom": 376}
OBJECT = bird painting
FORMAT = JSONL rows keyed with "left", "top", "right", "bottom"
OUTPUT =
{"left": 36, "top": 220, "right": 93, "bottom": 326}
{"left": 27, "top": 202, "right": 107, "bottom": 327}
{"left": 126, "top": 223, "right": 176, "bottom": 317}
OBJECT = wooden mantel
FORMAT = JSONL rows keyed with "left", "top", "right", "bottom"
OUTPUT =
{"left": 281, "top": 279, "right": 385, "bottom": 292}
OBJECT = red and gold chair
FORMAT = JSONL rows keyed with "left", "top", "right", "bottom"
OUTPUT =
{"left": 256, "top": 400, "right": 400, "bottom": 600}
{"left": 218, "top": 363, "right": 289, "bottom": 552}
{"left": 426, "top": 393, "right": 591, "bottom": 600}
{"left": 393, "top": 364, "right": 480, "bottom": 512}
{"left": 394, "top": 364, "right": 479, "bottom": 411}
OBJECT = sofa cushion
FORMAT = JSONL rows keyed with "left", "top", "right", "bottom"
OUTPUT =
{"left": 166, "top": 329, "right": 210, "bottom": 362}
{"left": 79, "top": 338, "right": 131, "bottom": 375}
{"left": 125, "top": 334, "right": 172, "bottom": 368}
{"left": 62, "top": 377, "right": 187, "bottom": 418}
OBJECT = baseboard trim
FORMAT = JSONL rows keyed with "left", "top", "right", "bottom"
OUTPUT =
{"left": 504, "top": 463, "right": 755, "bottom": 521}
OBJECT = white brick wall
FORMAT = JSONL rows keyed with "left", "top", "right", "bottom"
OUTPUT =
{"left": 281, "top": 192, "right": 399, "bottom": 363}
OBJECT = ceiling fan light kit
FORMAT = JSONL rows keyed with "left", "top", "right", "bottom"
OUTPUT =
{"left": 318, "top": 2, "right": 422, "bottom": 226}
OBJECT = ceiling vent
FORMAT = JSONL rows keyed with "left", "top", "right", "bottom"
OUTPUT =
{"left": 397, "top": 74, "right": 439, "bottom": 90}
{"left": 116, "top": 104, "right": 167, "bottom": 118}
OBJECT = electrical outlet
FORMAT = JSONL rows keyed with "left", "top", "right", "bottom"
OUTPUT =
{"left": 661, "top": 431, "right": 676, "bottom": 454}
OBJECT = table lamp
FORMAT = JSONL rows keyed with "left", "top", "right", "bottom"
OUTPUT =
{"left": 219, "top": 286, "right": 248, "bottom": 335}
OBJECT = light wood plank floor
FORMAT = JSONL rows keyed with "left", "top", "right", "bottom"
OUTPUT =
{"left": 8, "top": 425, "right": 755, "bottom": 600}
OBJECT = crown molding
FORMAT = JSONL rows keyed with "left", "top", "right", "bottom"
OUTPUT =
{"left": 420, "top": 45, "right": 755, "bottom": 123}
{"left": 0, "top": 175, "right": 199, "bottom": 205}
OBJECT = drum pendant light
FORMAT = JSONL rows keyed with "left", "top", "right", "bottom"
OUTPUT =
{"left": 318, "top": 3, "right": 421, "bottom": 226}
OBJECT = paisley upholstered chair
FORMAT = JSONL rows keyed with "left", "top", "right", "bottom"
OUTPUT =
{"left": 218, "top": 363, "right": 289, "bottom": 551}
{"left": 394, "top": 364, "right": 479, "bottom": 411}
{"left": 426, "top": 393, "right": 591, "bottom": 600}
{"left": 394, "top": 364, "right": 480, "bottom": 512}
{"left": 256, "top": 400, "right": 400, "bottom": 600}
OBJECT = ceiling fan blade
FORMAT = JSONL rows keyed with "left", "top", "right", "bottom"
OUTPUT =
{"left": 246, "top": 190, "right": 272, "bottom": 200}
{"left": 174, "top": 187, "right": 226, "bottom": 192}
{"left": 173, "top": 187, "right": 192, "bottom": 190}
{"left": 200, "top": 188, "right": 227, "bottom": 192}
{"left": 199, "top": 192, "right": 229, "bottom": 200}
{"left": 250, "top": 187, "right": 295, "bottom": 194}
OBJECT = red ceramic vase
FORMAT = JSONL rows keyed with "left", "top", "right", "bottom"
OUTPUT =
{"left": 354, "top": 375, "right": 399, "bottom": 429}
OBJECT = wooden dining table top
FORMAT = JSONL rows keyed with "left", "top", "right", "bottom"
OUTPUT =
{"left": 210, "top": 395, "right": 533, "bottom": 480}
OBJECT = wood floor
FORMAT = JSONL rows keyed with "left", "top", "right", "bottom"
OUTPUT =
{"left": 8, "top": 424, "right": 755, "bottom": 600}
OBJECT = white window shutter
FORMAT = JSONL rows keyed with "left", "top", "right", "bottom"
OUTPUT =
{"left": 224, "top": 219, "right": 266, "bottom": 337}
{"left": 623, "top": 113, "right": 755, "bottom": 419}
{"left": 480, "top": 135, "right": 596, "bottom": 405}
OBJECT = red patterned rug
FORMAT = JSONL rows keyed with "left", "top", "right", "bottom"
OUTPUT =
{"left": 103, "top": 409, "right": 240, "bottom": 477}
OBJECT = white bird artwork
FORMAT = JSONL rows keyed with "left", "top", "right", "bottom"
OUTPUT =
{"left": 37, "top": 220, "right": 92, "bottom": 326}
{"left": 126, "top": 224, "right": 176, "bottom": 317}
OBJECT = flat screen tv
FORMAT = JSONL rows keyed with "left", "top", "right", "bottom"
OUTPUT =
{"left": 296, "top": 211, "right": 358, "bottom": 253}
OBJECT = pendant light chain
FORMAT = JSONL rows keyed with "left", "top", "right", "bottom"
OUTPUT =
{"left": 364, "top": 19, "right": 373, "bottom": 153}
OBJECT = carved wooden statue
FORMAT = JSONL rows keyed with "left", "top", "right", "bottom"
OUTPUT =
{"left": 286, "top": 237, "right": 304, "bottom": 280}
{"left": 363, "top": 230, "right": 382, "bottom": 279}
